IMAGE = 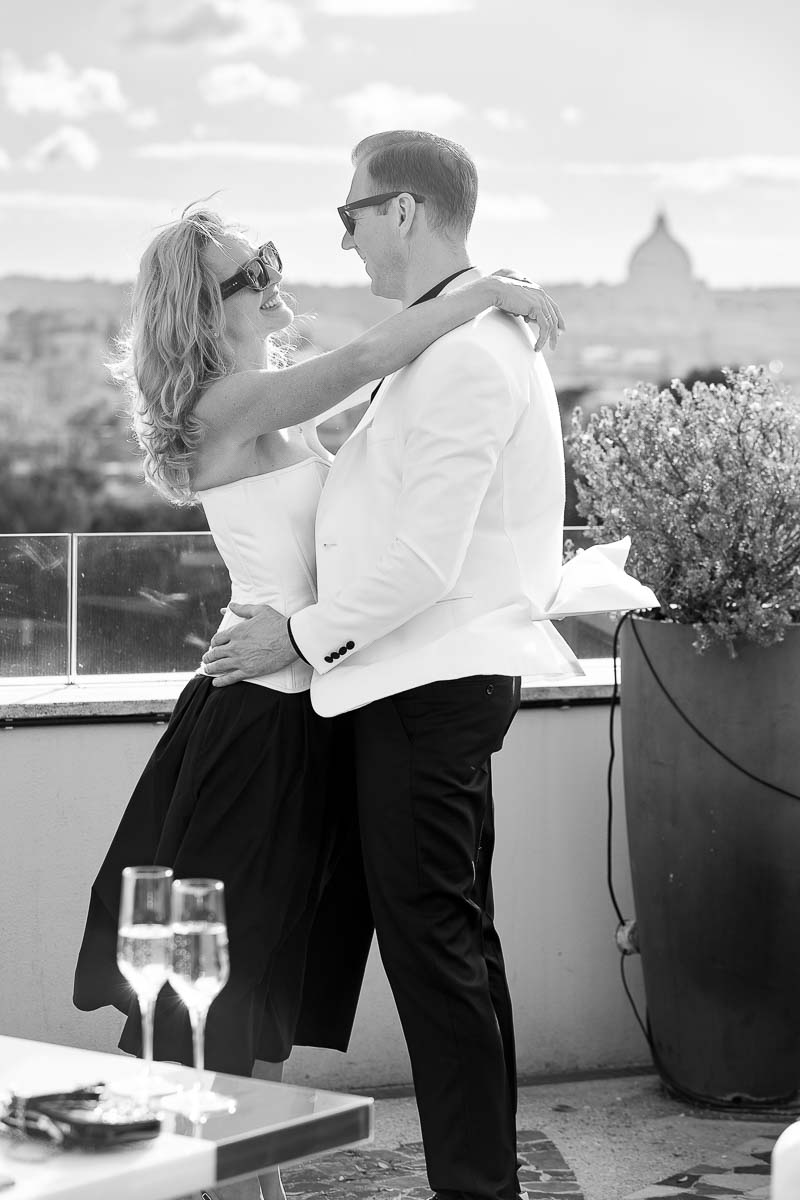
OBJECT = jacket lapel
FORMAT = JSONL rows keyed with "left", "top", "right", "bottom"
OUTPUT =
{"left": 344, "top": 266, "right": 483, "bottom": 443}
{"left": 345, "top": 369, "right": 400, "bottom": 440}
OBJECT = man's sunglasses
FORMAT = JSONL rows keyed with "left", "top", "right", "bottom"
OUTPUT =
{"left": 219, "top": 241, "right": 283, "bottom": 301}
{"left": 337, "top": 191, "right": 426, "bottom": 237}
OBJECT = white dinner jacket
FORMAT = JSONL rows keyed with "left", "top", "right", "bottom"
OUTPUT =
{"left": 289, "top": 267, "right": 602, "bottom": 717}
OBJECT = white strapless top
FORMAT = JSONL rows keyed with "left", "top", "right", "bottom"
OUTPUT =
{"left": 196, "top": 456, "right": 328, "bottom": 693}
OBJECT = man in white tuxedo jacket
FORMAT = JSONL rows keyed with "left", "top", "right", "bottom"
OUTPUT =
{"left": 205, "top": 130, "right": 572, "bottom": 1200}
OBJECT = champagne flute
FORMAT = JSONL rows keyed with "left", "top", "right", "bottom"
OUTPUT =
{"left": 114, "top": 865, "right": 177, "bottom": 1099}
{"left": 161, "top": 878, "right": 235, "bottom": 1116}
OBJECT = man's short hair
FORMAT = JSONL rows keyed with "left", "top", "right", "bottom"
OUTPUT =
{"left": 352, "top": 130, "right": 478, "bottom": 237}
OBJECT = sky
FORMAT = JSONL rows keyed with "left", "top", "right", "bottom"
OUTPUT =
{"left": 0, "top": 0, "right": 798, "bottom": 288}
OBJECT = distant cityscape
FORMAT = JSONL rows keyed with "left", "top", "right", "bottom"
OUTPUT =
{"left": 0, "top": 211, "right": 796, "bottom": 533}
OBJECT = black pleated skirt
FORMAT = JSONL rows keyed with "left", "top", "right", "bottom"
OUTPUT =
{"left": 73, "top": 675, "right": 373, "bottom": 1075}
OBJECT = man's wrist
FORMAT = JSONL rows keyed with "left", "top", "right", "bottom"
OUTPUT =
{"left": 481, "top": 275, "right": 500, "bottom": 309}
{"left": 286, "top": 617, "right": 310, "bottom": 665}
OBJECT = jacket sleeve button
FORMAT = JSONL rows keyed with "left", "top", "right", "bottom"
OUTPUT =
{"left": 346, "top": 640, "right": 355, "bottom": 650}
{"left": 324, "top": 655, "right": 334, "bottom": 664}
{"left": 339, "top": 646, "right": 348, "bottom": 655}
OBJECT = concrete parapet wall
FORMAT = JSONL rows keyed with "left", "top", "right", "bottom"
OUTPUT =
{"left": 0, "top": 704, "right": 647, "bottom": 1089}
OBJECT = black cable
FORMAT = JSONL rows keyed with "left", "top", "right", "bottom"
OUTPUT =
{"left": 606, "top": 613, "right": 627, "bottom": 926}
{"left": 620, "top": 956, "right": 650, "bottom": 1048}
{"left": 628, "top": 616, "right": 800, "bottom": 802}
{"left": 608, "top": 611, "right": 650, "bottom": 1044}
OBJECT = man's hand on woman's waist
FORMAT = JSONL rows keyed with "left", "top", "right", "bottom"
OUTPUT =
{"left": 201, "top": 603, "right": 299, "bottom": 686}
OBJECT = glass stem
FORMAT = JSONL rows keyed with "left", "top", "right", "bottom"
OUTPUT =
{"left": 189, "top": 1006, "right": 208, "bottom": 1084}
{"left": 140, "top": 993, "right": 156, "bottom": 1077}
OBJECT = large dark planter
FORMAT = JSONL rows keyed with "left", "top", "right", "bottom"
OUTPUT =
{"left": 621, "top": 616, "right": 800, "bottom": 1106}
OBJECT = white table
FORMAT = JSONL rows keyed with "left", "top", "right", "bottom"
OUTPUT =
{"left": 0, "top": 1035, "right": 373, "bottom": 1199}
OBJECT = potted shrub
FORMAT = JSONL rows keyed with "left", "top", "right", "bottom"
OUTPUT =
{"left": 567, "top": 365, "right": 800, "bottom": 1107}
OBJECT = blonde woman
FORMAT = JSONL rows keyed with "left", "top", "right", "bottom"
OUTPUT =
{"left": 73, "top": 208, "right": 563, "bottom": 1200}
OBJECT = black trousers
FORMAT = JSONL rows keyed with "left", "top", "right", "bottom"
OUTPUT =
{"left": 354, "top": 674, "right": 522, "bottom": 1200}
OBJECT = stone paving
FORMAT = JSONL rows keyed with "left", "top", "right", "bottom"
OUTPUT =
{"left": 283, "top": 1128, "right": 584, "bottom": 1199}
{"left": 620, "top": 1133, "right": 775, "bottom": 1200}
{"left": 281, "top": 1126, "right": 778, "bottom": 1200}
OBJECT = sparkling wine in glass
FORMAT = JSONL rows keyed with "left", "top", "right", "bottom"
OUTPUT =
{"left": 162, "top": 878, "right": 235, "bottom": 1116}
{"left": 114, "top": 865, "right": 177, "bottom": 1099}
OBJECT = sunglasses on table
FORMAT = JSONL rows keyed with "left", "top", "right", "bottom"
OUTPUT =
{"left": 219, "top": 241, "right": 283, "bottom": 300}
{"left": 337, "top": 191, "right": 426, "bottom": 236}
{"left": 0, "top": 1085, "right": 161, "bottom": 1148}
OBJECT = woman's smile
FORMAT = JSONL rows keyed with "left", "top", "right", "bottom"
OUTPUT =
{"left": 260, "top": 287, "right": 282, "bottom": 311}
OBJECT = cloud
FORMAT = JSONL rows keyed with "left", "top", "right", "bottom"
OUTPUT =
{"left": 200, "top": 63, "right": 305, "bottom": 106}
{"left": 126, "top": 106, "right": 160, "bottom": 130}
{"left": 483, "top": 107, "right": 526, "bottom": 132}
{"left": 23, "top": 127, "right": 101, "bottom": 171}
{"left": 0, "top": 190, "right": 331, "bottom": 233}
{"left": 0, "top": 51, "right": 127, "bottom": 119}
{"left": 327, "top": 33, "right": 375, "bottom": 55}
{"left": 137, "top": 140, "right": 351, "bottom": 163}
{"left": 125, "top": 0, "right": 237, "bottom": 43}
{"left": 653, "top": 156, "right": 800, "bottom": 192}
{"left": 335, "top": 83, "right": 465, "bottom": 130}
{"left": 316, "top": 0, "right": 474, "bottom": 12}
{"left": 477, "top": 193, "right": 550, "bottom": 222}
{"left": 565, "top": 155, "right": 800, "bottom": 193}
{"left": 560, "top": 105, "right": 583, "bottom": 126}
{"left": 0, "top": 190, "right": 168, "bottom": 221}
{"left": 126, "top": 0, "right": 304, "bottom": 54}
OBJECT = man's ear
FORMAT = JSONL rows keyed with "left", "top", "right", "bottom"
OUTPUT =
{"left": 397, "top": 193, "right": 419, "bottom": 238}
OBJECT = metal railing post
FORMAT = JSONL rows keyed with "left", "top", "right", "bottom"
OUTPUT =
{"left": 68, "top": 533, "right": 78, "bottom": 683}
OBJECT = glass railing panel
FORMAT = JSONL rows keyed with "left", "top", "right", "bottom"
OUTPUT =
{"left": 557, "top": 528, "right": 617, "bottom": 660}
{"left": 0, "top": 528, "right": 614, "bottom": 683}
{"left": 73, "top": 534, "right": 229, "bottom": 677}
{"left": 0, "top": 535, "right": 71, "bottom": 678}
{"left": 555, "top": 611, "right": 618, "bottom": 661}
{"left": 562, "top": 526, "right": 596, "bottom": 556}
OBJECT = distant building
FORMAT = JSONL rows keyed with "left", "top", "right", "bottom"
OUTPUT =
{"left": 0, "top": 223, "right": 795, "bottom": 455}
{"left": 543, "top": 212, "right": 798, "bottom": 395}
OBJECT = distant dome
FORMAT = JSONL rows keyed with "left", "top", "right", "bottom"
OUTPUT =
{"left": 628, "top": 212, "right": 693, "bottom": 287}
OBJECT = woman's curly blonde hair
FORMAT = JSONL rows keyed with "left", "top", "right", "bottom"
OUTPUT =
{"left": 110, "top": 208, "right": 239, "bottom": 505}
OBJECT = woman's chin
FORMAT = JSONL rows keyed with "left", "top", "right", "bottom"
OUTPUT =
{"left": 261, "top": 300, "right": 294, "bottom": 331}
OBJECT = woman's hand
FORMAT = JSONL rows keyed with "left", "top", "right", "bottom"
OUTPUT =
{"left": 489, "top": 268, "right": 565, "bottom": 352}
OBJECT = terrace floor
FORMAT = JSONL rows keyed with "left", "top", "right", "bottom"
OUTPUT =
{"left": 281, "top": 1071, "right": 789, "bottom": 1200}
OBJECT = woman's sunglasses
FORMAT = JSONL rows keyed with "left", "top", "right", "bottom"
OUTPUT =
{"left": 219, "top": 242, "right": 283, "bottom": 300}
